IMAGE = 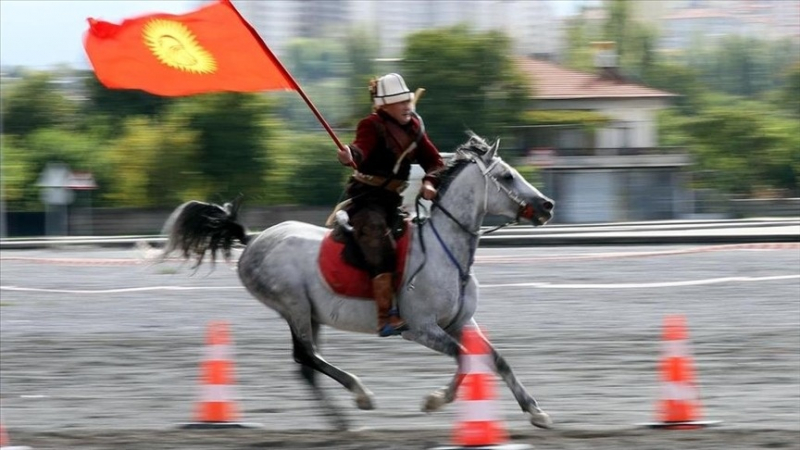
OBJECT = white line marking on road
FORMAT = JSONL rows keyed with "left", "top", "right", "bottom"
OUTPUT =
{"left": 481, "top": 274, "right": 800, "bottom": 289}
{"left": 2, "top": 274, "right": 798, "bottom": 294}
{"left": 0, "top": 286, "right": 243, "bottom": 294}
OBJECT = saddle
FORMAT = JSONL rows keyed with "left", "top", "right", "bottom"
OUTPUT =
{"left": 318, "top": 220, "right": 412, "bottom": 299}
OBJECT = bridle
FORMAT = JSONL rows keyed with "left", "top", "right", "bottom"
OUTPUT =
{"left": 408, "top": 152, "right": 532, "bottom": 287}
{"left": 429, "top": 153, "right": 531, "bottom": 237}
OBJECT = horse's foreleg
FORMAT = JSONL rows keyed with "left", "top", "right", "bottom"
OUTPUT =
{"left": 290, "top": 321, "right": 375, "bottom": 413}
{"left": 471, "top": 321, "right": 552, "bottom": 429}
{"left": 402, "top": 326, "right": 464, "bottom": 413}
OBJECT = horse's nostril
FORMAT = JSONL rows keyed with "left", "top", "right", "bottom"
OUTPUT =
{"left": 543, "top": 201, "right": 554, "bottom": 211}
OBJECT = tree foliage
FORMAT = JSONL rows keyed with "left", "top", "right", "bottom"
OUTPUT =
{"left": 402, "top": 25, "right": 531, "bottom": 152}
{"left": 1, "top": 72, "right": 78, "bottom": 136}
{"left": 778, "top": 63, "right": 800, "bottom": 117}
{"left": 276, "top": 133, "right": 351, "bottom": 206}
{"left": 342, "top": 27, "right": 380, "bottom": 125}
{"left": 100, "top": 115, "right": 202, "bottom": 207}
{"left": 1, "top": 128, "right": 101, "bottom": 209}
{"left": 167, "top": 93, "right": 278, "bottom": 204}
{"left": 81, "top": 75, "right": 172, "bottom": 124}
{"left": 685, "top": 36, "right": 799, "bottom": 98}
{"left": 672, "top": 100, "right": 799, "bottom": 197}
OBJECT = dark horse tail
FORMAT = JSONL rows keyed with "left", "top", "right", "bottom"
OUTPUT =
{"left": 160, "top": 195, "right": 250, "bottom": 268}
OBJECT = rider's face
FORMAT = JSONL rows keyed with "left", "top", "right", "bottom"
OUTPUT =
{"left": 382, "top": 100, "right": 413, "bottom": 125}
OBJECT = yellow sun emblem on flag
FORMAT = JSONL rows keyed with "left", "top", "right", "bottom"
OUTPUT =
{"left": 143, "top": 19, "right": 217, "bottom": 74}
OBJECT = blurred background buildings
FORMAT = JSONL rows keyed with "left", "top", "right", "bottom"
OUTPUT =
{"left": 223, "top": 0, "right": 799, "bottom": 61}
{"left": 229, "top": 0, "right": 561, "bottom": 59}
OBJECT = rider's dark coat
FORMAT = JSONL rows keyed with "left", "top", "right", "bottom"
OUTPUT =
{"left": 349, "top": 110, "right": 443, "bottom": 184}
{"left": 343, "top": 109, "right": 444, "bottom": 275}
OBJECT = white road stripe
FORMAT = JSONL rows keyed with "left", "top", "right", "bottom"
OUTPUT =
{"left": 1, "top": 274, "right": 797, "bottom": 294}
{"left": 481, "top": 274, "right": 800, "bottom": 289}
{"left": 0, "top": 286, "right": 243, "bottom": 294}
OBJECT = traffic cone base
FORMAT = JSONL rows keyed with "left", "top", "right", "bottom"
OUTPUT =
{"left": 179, "top": 421, "right": 263, "bottom": 430}
{"left": 430, "top": 443, "right": 533, "bottom": 450}
{"left": 640, "top": 419, "right": 722, "bottom": 429}
{"left": 1, "top": 420, "right": 32, "bottom": 450}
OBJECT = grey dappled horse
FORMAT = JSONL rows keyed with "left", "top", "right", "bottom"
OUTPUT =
{"left": 160, "top": 134, "right": 555, "bottom": 430}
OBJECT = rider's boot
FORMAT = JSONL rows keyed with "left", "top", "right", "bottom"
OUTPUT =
{"left": 373, "top": 273, "right": 407, "bottom": 337}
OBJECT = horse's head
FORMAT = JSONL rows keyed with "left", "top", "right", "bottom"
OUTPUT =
{"left": 454, "top": 134, "right": 555, "bottom": 226}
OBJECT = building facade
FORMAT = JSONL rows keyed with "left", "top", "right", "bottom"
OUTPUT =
{"left": 229, "top": 0, "right": 560, "bottom": 59}
{"left": 514, "top": 58, "right": 692, "bottom": 223}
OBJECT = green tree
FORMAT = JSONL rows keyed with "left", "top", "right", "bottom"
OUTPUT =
{"left": 167, "top": 93, "right": 278, "bottom": 204}
{"left": 680, "top": 103, "right": 799, "bottom": 197}
{"left": 1, "top": 129, "right": 101, "bottom": 210}
{"left": 778, "top": 62, "right": 800, "bottom": 116}
{"left": 402, "top": 26, "right": 531, "bottom": 152}
{"left": 642, "top": 62, "right": 705, "bottom": 115}
{"left": 682, "top": 36, "right": 799, "bottom": 98}
{"left": 563, "top": 15, "right": 595, "bottom": 72}
{"left": 623, "top": 23, "right": 659, "bottom": 80}
{"left": 279, "top": 133, "right": 350, "bottom": 206}
{"left": 342, "top": 27, "right": 379, "bottom": 124}
{"left": 285, "top": 38, "right": 347, "bottom": 83}
{"left": 1, "top": 72, "right": 78, "bottom": 136}
{"left": 81, "top": 74, "right": 172, "bottom": 127}
{"left": 0, "top": 135, "right": 35, "bottom": 207}
{"left": 603, "top": 0, "right": 629, "bottom": 60}
{"left": 100, "top": 116, "right": 201, "bottom": 207}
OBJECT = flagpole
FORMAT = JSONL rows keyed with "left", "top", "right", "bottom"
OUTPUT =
{"left": 228, "top": 1, "right": 349, "bottom": 155}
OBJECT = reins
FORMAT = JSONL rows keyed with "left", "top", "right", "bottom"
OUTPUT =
{"left": 406, "top": 154, "right": 527, "bottom": 300}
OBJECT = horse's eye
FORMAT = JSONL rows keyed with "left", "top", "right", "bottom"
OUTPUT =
{"left": 502, "top": 173, "right": 514, "bottom": 181}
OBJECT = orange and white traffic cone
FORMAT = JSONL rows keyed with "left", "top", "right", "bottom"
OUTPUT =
{"left": 432, "top": 324, "right": 531, "bottom": 450}
{"left": 641, "top": 315, "right": 720, "bottom": 429}
{"left": 179, "top": 321, "right": 260, "bottom": 429}
{"left": 0, "top": 418, "right": 32, "bottom": 450}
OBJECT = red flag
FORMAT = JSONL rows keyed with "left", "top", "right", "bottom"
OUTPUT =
{"left": 83, "top": 0, "right": 296, "bottom": 96}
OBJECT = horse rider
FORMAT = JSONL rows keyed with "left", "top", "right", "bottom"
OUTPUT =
{"left": 336, "top": 73, "right": 445, "bottom": 337}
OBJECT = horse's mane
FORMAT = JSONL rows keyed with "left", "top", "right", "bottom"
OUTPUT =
{"left": 436, "top": 132, "right": 496, "bottom": 197}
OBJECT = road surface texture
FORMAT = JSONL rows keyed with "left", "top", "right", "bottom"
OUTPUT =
{"left": 1, "top": 243, "right": 798, "bottom": 449}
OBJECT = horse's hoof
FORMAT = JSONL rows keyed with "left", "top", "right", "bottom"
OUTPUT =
{"left": 422, "top": 390, "right": 447, "bottom": 413}
{"left": 355, "top": 391, "right": 375, "bottom": 410}
{"left": 529, "top": 409, "right": 553, "bottom": 429}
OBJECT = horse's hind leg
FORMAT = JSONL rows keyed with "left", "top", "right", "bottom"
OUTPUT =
{"left": 291, "top": 324, "right": 350, "bottom": 431}
{"left": 401, "top": 325, "right": 464, "bottom": 413}
{"left": 289, "top": 317, "right": 375, "bottom": 414}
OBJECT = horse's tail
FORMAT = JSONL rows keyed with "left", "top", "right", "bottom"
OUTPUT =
{"left": 159, "top": 195, "right": 251, "bottom": 268}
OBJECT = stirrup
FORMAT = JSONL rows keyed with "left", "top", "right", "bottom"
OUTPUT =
{"left": 378, "top": 322, "right": 408, "bottom": 337}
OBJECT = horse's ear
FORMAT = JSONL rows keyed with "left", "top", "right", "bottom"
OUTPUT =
{"left": 486, "top": 139, "right": 500, "bottom": 160}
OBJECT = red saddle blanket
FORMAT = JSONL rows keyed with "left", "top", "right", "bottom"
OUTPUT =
{"left": 318, "top": 227, "right": 412, "bottom": 299}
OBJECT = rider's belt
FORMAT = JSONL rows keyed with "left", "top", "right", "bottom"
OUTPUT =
{"left": 353, "top": 171, "right": 408, "bottom": 193}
